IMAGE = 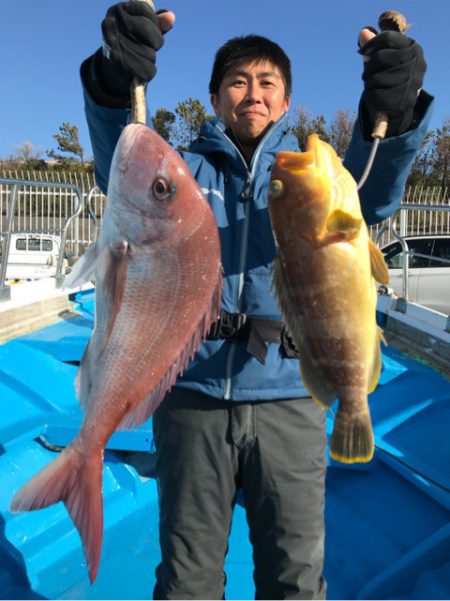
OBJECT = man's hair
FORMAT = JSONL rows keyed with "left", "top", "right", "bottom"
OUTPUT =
{"left": 209, "top": 35, "right": 292, "bottom": 97}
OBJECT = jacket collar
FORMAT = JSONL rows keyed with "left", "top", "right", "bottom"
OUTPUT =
{"left": 190, "top": 113, "right": 296, "bottom": 166}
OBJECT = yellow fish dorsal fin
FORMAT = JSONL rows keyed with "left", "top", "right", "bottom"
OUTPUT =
{"left": 368, "top": 238, "right": 389, "bottom": 285}
{"left": 326, "top": 209, "right": 362, "bottom": 238}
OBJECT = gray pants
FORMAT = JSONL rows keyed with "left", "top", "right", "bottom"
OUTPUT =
{"left": 152, "top": 387, "right": 327, "bottom": 600}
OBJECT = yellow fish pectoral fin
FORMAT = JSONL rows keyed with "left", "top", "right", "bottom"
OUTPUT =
{"left": 298, "top": 342, "right": 337, "bottom": 410}
{"left": 326, "top": 209, "right": 362, "bottom": 238}
{"left": 368, "top": 238, "right": 389, "bottom": 285}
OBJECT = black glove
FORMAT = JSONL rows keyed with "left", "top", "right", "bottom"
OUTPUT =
{"left": 359, "top": 31, "right": 426, "bottom": 138}
{"left": 98, "top": 1, "right": 166, "bottom": 99}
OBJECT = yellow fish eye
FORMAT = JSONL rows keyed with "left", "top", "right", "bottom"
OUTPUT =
{"left": 269, "top": 179, "right": 285, "bottom": 199}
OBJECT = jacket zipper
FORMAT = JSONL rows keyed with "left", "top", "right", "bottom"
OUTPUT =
{"left": 223, "top": 174, "right": 252, "bottom": 400}
{"left": 216, "top": 115, "right": 288, "bottom": 400}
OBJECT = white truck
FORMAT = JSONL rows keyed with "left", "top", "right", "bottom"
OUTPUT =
{"left": 0, "top": 233, "right": 70, "bottom": 280}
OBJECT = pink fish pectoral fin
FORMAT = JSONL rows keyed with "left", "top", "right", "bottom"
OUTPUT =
{"left": 10, "top": 444, "right": 104, "bottom": 583}
{"left": 368, "top": 238, "right": 389, "bottom": 285}
{"left": 63, "top": 242, "right": 104, "bottom": 289}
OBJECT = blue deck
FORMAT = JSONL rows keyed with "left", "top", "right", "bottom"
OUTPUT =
{"left": 1, "top": 289, "right": 449, "bottom": 599}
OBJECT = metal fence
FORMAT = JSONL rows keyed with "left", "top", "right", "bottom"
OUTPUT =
{"left": 0, "top": 178, "right": 85, "bottom": 295}
{"left": 1, "top": 170, "right": 449, "bottom": 253}
{"left": 368, "top": 185, "right": 449, "bottom": 247}
{"left": 381, "top": 202, "right": 450, "bottom": 305}
{"left": 0, "top": 170, "right": 106, "bottom": 255}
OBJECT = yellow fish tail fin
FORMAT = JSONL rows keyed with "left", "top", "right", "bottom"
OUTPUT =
{"left": 330, "top": 410, "right": 374, "bottom": 464}
{"left": 369, "top": 238, "right": 389, "bottom": 285}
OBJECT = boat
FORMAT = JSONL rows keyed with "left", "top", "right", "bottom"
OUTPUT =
{"left": 0, "top": 180, "right": 449, "bottom": 599}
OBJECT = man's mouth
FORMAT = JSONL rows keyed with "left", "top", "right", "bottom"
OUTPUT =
{"left": 240, "top": 111, "right": 265, "bottom": 118}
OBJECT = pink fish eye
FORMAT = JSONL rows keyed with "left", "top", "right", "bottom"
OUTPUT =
{"left": 152, "top": 177, "right": 174, "bottom": 200}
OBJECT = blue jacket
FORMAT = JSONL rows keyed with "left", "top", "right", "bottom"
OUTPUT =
{"left": 82, "top": 85, "right": 433, "bottom": 402}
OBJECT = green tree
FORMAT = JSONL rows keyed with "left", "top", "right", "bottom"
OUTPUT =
{"left": 406, "top": 130, "right": 435, "bottom": 187}
{"left": 310, "top": 114, "right": 330, "bottom": 144}
{"left": 15, "top": 140, "right": 40, "bottom": 162}
{"left": 407, "top": 117, "right": 450, "bottom": 189}
{"left": 431, "top": 117, "right": 450, "bottom": 192}
{"left": 13, "top": 141, "right": 48, "bottom": 170}
{"left": 47, "top": 122, "right": 85, "bottom": 168}
{"left": 173, "top": 98, "right": 213, "bottom": 151}
{"left": 290, "top": 105, "right": 329, "bottom": 150}
{"left": 329, "top": 109, "right": 356, "bottom": 158}
{"left": 153, "top": 108, "right": 176, "bottom": 142}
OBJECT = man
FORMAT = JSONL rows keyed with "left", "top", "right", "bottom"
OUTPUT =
{"left": 81, "top": 3, "right": 432, "bottom": 598}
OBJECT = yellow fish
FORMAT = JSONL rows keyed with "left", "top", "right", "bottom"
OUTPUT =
{"left": 268, "top": 134, "right": 389, "bottom": 463}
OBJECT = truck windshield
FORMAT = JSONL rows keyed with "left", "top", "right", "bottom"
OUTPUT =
{"left": 15, "top": 238, "right": 54, "bottom": 252}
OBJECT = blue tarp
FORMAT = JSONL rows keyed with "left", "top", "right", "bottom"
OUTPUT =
{"left": 1, "top": 289, "right": 449, "bottom": 599}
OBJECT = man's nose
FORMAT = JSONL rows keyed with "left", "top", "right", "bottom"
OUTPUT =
{"left": 245, "top": 81, "right": 262, "bottom": 102}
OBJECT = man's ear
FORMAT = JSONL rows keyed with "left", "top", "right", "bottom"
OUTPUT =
{"left": 210, "top": 94, "right": 221, "bottom": 117}
{"left": 283, "top": 95, "right": 291, "bottom": 113}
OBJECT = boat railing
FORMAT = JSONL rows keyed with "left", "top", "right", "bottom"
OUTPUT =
{"left": 376, "top": 202, "right": 450, "bottom": 315}
{"left": 86, "top": 186, "right": 102, "bottom": 242}
{"left": 0, "top": 178, "right": 83, "bottom": 302}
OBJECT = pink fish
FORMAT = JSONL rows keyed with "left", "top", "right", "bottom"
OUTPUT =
{"left": 10, "top": 123, "right": 222, "bottom": 582}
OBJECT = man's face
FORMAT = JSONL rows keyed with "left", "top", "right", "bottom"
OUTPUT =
{"left": 211, "top": 60, "right": 290, "bottom": 148}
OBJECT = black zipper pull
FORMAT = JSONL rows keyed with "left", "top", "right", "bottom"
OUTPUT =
{"left": 240, "top": 178, "right": 253, "bottom": 201}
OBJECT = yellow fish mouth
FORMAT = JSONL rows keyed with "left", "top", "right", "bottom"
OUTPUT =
{"left": 275, "top": 134, "right": 324, "bottom": 173}
{"left": 275, "top": 150, "right": 313, "bottom": 172}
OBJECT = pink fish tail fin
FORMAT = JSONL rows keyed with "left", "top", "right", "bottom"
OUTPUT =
{"left": 10, "top": 444, "right": 104, "bottom": 583}
{"left": 330, "top": 410, "right": 374, "bottom": 464}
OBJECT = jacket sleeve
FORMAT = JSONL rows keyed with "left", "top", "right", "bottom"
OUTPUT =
{"left": 344, "top": 90, "right": 434, "bottom": 226}
{"left": 82, "top": 88, "right": 131, "bottom": 194}
{"left": 80, "top": 56, "right": 150, "bottom": 195}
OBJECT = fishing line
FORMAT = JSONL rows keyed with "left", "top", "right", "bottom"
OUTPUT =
{"left": 357, "top": 138, "right": 380, "bottom": 190}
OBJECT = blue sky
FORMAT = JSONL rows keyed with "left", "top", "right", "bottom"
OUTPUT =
{"left": 1, "top": 0, "right": 448, "bottom": 160}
